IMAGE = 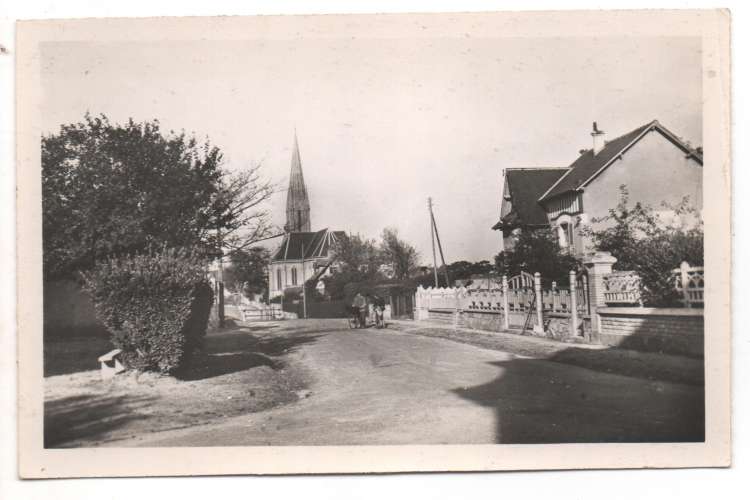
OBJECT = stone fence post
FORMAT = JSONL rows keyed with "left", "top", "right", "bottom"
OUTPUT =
{"left": 678, "top": 260, "right": 692, "bottom": 308}
{"left": 569, "top": 269, "right": 579, "bottom": 337}
{"left": 502, "top": 274, "right": 510, "bottom": 330}
{"left": 583, "top": 251, "right": 618, "bottom": 334}
{"left": 415, "top": 286, "right": 427, "bottom": 321}
{"left": 533, "top": 272, "right": 543, "bottom": 334}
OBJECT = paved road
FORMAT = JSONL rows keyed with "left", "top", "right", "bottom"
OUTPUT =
{"left": 127, "top": 322, "right": 703, "bottom": 446}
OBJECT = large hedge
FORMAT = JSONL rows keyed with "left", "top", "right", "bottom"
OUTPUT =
{"left": 81, "top": 248, "right": 214, "bottom": 373}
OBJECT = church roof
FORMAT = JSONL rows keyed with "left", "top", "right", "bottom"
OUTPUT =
{"left": 271, "top": 228, "right": 346, "bottom": 262}
{"left": 286, "top": 132, "right": 310, "bottom": 211}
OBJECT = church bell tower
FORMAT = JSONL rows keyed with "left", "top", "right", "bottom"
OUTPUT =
{"left": 285, "top": 131, "right": 311, "bottom": 233}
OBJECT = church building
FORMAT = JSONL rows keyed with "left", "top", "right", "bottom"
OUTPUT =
{"left": 268, "top": 133, "right": 345, "bottom": 299}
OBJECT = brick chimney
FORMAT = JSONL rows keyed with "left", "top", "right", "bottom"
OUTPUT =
{"left": 591, "top": 121, "right": 606, "bottom": 155}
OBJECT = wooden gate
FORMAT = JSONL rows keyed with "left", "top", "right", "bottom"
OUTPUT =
{"left": 508, "top": 271, "right": 534, "bottom": 289}
{"left": 390, "top": 293, "right": 414, "bottom": 319}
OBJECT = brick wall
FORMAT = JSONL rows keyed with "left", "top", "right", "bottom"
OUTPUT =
{"left": 597, "top": 307, "right": 704, "bottom": 358}
{"left": 428, "top": 308, "right": 590, "bottom": 343}
{"left": 427, "top": 309, "right": 455, "bottom": 325}
{"left": 459, "top": 310, "right": 506, "bottom": 332}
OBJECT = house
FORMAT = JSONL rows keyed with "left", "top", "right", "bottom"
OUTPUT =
{"left": 493, "top": 120, "right": 703, "bottom": 255}
{"left": 492, "top": 167, "right": 569, "bottom": 250}
{"left": 268, "top": 133, "right": 345, "bottom": 298}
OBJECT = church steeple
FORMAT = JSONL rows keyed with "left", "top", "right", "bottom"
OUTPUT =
{"left": 285, "top": 131, "right": 311, "bottom": 232}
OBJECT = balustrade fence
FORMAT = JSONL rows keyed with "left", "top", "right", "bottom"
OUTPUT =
{"left": 415, "top": 269, "right": 590, "bottom": 338}
{"left": 413, "top": 255, "right": 704, "bottom": 354}
{"left": 416, "top": 272, "right": 589, "bottom": 317}
{"left": 415, "top": 261, "right": 701, "bottom": 333}
{"left": 602, "top": 261, "right": 704, "bottom": 308}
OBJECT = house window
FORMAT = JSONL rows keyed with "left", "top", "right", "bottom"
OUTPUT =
{"left": 276, "top": 269, "right": 282, "bottom": 290}
{"left": 291, "top": 267, "right": 298, "bottom": 285}
{"left": 558, "top": 222, "right": 574, "bottom": 250}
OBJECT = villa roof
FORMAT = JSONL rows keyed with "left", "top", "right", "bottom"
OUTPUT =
{"left": 492, "top": 168, "right": 567, "bottom": 230}
{"left": 539, "top": 120, "right": 703, "bottom": 202}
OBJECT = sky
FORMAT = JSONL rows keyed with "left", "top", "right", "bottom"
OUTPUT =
{"left": 40, "top": 36, "right": 702, "bottom": 263}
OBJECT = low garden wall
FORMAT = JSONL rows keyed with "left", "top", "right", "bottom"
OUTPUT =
{"left": 595, "top": 307, "right": 704, "bottom": 358}
{"left": 416, "top": 253, "right": 704, "bottom": 357}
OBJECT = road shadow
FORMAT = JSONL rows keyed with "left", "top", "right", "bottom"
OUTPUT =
{"left": 453, "top": 352, "right": 705, "bottom": 444}
{"left": 546, "top": 345, "right": 704, "bottom": 387}
{"left": 175, "top": 327, "right": 322, "bottom": 381}
{"left": 44, "top": 393, "right": 154, "bottom": 448}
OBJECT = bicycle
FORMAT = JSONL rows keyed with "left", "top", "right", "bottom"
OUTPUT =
{"left": 346, "top": 306, "right": 363, "bottom": 329}
{"left": 374, "top": 307, "right": 386, "bottom": 329}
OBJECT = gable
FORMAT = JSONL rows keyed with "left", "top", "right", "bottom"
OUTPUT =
{"left": 539, "top": 121, "right": 702, "bottom": 203}
{"left": 582, "top": 128, "right": 703, "bottom": 217}
{"left": 494, "top": 168, "right": 567, "bottom": 229}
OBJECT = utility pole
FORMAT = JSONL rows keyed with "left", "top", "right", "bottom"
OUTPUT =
{"left": 428, "top": 197, "right": 450, "bottom": 287}
{"left": 428, "top": 197, "right": 439, "bottom": 287}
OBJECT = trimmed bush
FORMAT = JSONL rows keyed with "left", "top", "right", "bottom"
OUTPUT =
{"left": 81, "top": 248, "right": 214, "bottom": 373}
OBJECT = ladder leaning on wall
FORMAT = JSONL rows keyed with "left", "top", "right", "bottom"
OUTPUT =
{"left": 521, "top": 289, "right": 536, "bottom": 335}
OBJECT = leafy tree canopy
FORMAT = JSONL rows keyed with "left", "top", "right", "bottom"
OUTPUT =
{"left": 42, "top": 114, "right": 274, "bottom": 280}
{"left": 380, "top": 227, "right": 420, "bottom": 280}
{"left": 446, "top": 260, "right": 494, "bottom": 281}
{"left": 583, "top": 185, "right": 703, "bottom": 306}
{"left": 321, "top": 228, "right": 420, "bottom": 299}
{"left": 330, "top": 233, "right": 383, "bottom": 278}
{"left": 223, "top": 247, "right": 270, "bottom": 298}
{"left": 494, "top": 229, "right": 580, "bottom": 286}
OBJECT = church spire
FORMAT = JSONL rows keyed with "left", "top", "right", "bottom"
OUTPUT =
{"left": 285, "top": 130, "right": 311, "bottom": 232}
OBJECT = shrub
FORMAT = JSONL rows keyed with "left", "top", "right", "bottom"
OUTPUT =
{"left": 584, "top": 186, "right": 703, "bottom": 307}
{"left": 494, "top": 228, "right": 581, "bottom": 286}
{"left": 81, "top": 247, "right": 214, "bottom": 373}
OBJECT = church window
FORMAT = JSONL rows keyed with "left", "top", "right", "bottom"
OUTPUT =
{"left": 277, "top": 269, "right": 282, "bottom": 290}
{"left": 291, "top": 267, "right": 298, "bottom": 285}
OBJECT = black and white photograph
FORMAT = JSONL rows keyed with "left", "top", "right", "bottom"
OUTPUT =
{"left": 13, "top": 9, "right": 731, "bottom": 477}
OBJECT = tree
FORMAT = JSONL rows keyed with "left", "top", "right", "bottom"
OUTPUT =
{"left": 208, "top": 168, "right": 275, "bottom": 255}
{"left": 223, "top": 247, "right": 270, "bottom": 298}
{"left": 380, "top": 227, "right": 419, "bottom": 280}
{"left": 331, "top": 233, "right": 383, "bottom": 277}
{"left": 584, "top": 186, "right": 703, "bottom": 306}
{"left": 321, "top": 233, "right": 383, "bottom": 300}
{"left": 42, "top": 114, "right": 274, "bottom": 280}
{"left": 494, "top": 229, "right": 580, "bottom": 286}
{"left": 446, "top": 260, "right": 494, "bottom": 281}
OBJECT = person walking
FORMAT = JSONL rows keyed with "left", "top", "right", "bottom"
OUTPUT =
{"left": 352, "top": 292, "right": 367, "bottom": 328}
{"left": 372, "top": 293, "right": 386, "bottom": 328}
